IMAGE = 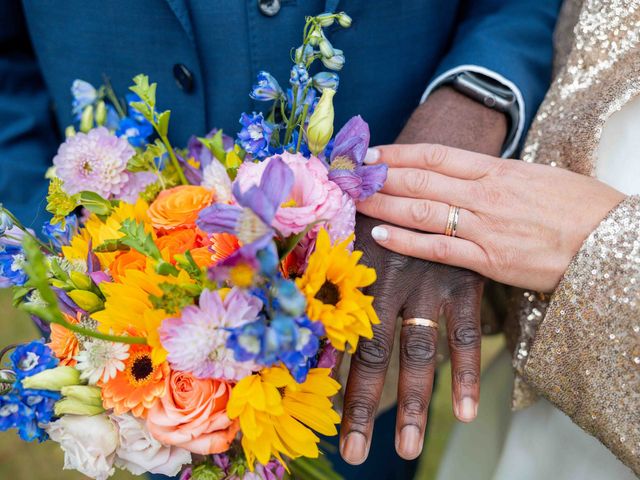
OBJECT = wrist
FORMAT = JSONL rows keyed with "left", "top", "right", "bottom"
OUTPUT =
{"left": 396, "top": 86, "right": 508, "bottom": 155}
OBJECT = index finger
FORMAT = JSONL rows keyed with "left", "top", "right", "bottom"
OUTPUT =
{"left": 367, "top": 143, "right": 495, "bottom": 180}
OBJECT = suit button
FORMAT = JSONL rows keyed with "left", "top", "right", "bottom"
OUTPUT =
{"left": 173, "top": 64, "right": 194, "bottom": 92}
{"left": 257, "top": 0, "right": 280, "bottom": 16}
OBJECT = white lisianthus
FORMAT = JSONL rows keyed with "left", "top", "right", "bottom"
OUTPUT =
{"left": 45, "top": 414, "right": 118, "bottom": 480}
{"left": 201, "top": 159, "right": 232, "bottom": 202}
{"left": 111, "top": 413, "right": 191, "bottom": 476}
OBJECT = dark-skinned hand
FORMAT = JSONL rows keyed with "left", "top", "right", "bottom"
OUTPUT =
{"left": 339, "top": 86, "right": 508, "bottom": 464}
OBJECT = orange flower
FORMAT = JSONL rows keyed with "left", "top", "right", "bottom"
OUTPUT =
{"left": 210, "top": 233, "right": 241, "bottom": 264}
{"left": 47, "top": 313, "right": 80, "bottom": 366}
{"left": 148, "top": 185, "right": 214, "bottom": 231}
{"left": 146, "top": 371, "right": 239, "bottom": 455}
{"left": 99, "top": 345, "right": 170, "bottom": 418}
{"left": 190, "top": 246, "right": 215, "bottom": 268}
{"left": 156, "top": 228, "right": 198, "bottom": 257}
{"left": 109, "top": 249, "right": 147, "bottom": 281}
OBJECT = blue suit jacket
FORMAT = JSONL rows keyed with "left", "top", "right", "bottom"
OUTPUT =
{"left": 0, "top": 0, "right": 561, "bottom": 226}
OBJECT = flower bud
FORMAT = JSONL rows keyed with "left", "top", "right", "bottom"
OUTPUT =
{"left": 79, "top": 105, "right": 94, "bottom": 133}
{"left": 60, "top": 385, "right": 103, "bottom": 407}
{"left": 54, "top": 398, "right": 105, "bottom": 416}
{"left": 321, "top": 49, "right": 345, "bottom": 71}
{"left": 337, "top": 12, "right": 353, "bottom": 28}
{"left": 319, "top": 39, "right": 335, "bottom": 58}
{"left": 295, "top": 44, "right": 314, "bottom": 64}
{"left": 313, "top": 72, "right": 340, "bottom": 92}
{"left": 67, "top": 290, "right": 104, "bottom": 313}
{"left": 64, "top": 126, "right": 76, "bottom": 138}
{"left": 308, "top": 29, "right": 322, "bottom": 46}
{"left": 69, "top": 271, "right": 93, "bottom": 291}
{"left": 0, "top": 209, "right": 14, "bottom": 236}
{"left": 0, "top": 370, "right": 16, "bottom": 395}
{"left": 316, "top": 13, "right": 335, "bottom": 27}
{"left": 306, "top": 88, "right": 335, "bottom": 156}
{"left": 191, "top": 463, "right": 225, "bottom": 480}
{"left": 95, "top": 100, "right": 107, "bottom": 126}
{"left": 22, "top": 366, "right": 81, "bottom": 391}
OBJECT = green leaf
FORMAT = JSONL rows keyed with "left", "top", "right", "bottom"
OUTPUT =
{"left": 118, "top": 219, "right": 162, "bottom": 260}
{"left": 156, "top": 110, "right": 171, "bottom": 137}
{"left": 129, "top": 74, "right": 156, "bottom": 107}
{"left": 49, "top": 257, "right": 71, "bottom": 282}
{"left": 198, "top": 130, "right": 226, "bottom": 162}
{"left": 12, "top": 286, "right": 31, "bottom": 308}
{"left": 127, "top": 140, "right": 166, "bottom": 173}
{"left": 93, "top": 238, "right": 131, "bottom": 253}
{"left": 278, "top": 219, "right": 328, "bottom": 260}
{"left": 78, "top": 191, "right": 113, "bottom": 216}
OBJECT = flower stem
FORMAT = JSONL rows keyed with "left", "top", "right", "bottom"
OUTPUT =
{"left": 2, "top": 208, "right": 55, "bottom": 254}
{"left": 52, "top": 317, "right": 148, "bottom": 345}
{"left": 159, "top": 134, "right": 188, "bottom": 185}
{"left": 296, "top": 103, "right": 310, "bottom": 152}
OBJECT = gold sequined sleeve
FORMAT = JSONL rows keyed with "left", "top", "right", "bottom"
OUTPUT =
{"left": 522, "top": 195, "right": 640, "bottom": 475}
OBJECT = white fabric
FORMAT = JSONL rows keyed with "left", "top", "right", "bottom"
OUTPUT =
{"left": 421, "top": 65, "right": 526, "bottom": 158}
{"left": 436, "top": 95, "right": 640, "bottom": 480}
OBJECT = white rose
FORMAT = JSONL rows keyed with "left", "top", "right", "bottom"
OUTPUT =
{"left": 45, "top": 414, "right": 118, "bottom": 480}
{"left": 111, "top": 413, "right": 191, "bottom": 476}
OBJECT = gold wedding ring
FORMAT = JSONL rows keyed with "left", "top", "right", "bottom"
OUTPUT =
{"left": 444, "top": 205, "right": 460, "bottom": 237}
{"left": 402, "top": 317, "right": 439, "bottom": 329}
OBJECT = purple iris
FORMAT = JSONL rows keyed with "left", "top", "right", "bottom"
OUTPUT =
{"left": 197, "top": 155, "right": 294, "bottom": 251}
{"left": 237, "top": 112, "right": 275, "bottom": 159}
{"left": 328, "top": 115, "right": 388, "bottom": 201}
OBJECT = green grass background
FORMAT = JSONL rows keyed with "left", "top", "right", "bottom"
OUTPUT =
{"left": 0, "top": 289, "right": 503, "bottom": 479}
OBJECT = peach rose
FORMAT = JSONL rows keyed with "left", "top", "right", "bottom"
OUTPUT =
{"left": 145, "top": 371, "right": 238, "bottom": 455}
{"left": 148, "top": 186, "right": 214, "bottom": 231}
{"left": 110, "top": 250, "right": 147, "bottom": 281}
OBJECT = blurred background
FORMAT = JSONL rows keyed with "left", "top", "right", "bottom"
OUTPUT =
{"left": 0, "top": 288, "right": 504, "bottom": 479}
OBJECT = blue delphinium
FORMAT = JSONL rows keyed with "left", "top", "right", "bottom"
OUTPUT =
{"left": 71, "top": 79, "right": 97, "bottom": 116}
{"left": 286, "top": 87, "right": 317, "bottom": 117}
{"left": 236, "top": 112, "right": 275, "bottom": 159}
{"left": 0, "top": 210, "right": 13, "bottom": 235}
{"left": 41, "top": 215, "right": 78, "bottom": 251}
{"left": 0, "top": 244, "right": 27, "bottom": 286}
{"left": 116, "top": 93, "right": 154, "bottom": 147}
{"left": 250, "top": 71, "right": 283, "bottom": 101}
{"left": 290, "top": 63, "right": 311, "bottom": 89}
{"left": 10, "top": 341, "right": 60, "bottom": 380}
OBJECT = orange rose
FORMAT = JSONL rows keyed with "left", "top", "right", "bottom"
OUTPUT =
{"left": 146, "top": 371, "right": 238, "bottom": 455}
{"left": 148, "top": 186, "right": 214, "bottom": 231}
{"left": 110, "top": 250, "right": 147, "bottom": 281}
{"left": 47, "top": 313, "right": 80, "bottom": 366}
{"left": 156, "top": 228, "right": 198, "bottom": 258}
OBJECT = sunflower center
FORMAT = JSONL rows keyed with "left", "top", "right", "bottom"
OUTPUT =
{"left": 315, "top": 280, "right": 340, "bottom": 306}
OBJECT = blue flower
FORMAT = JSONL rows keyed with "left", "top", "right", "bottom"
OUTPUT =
{"left": 116, "top": 117, "right": 154, "bottom": 147}
{"left": 286, "top": 87, "right": 317, "bottom": 117}
{"left": 0, "top": 210, "right": 13, "bottom": 236}
{"left": 0, "top": 390, "right": 60, "bottom": 442}
{"left": 71, "top": 80, "right": 97, "bottom": 115}
{"left": 10, "top": 341, "right": 59, "bottom": 380}
{"left": 236, "top": 112, "right": 275, "bottom": 159}
{"left": 41, "top": 215, "right": 78, "bottom": 250}
{"left": 313, "top": 72, "right": 340, "bottom": 92}
{"left": 125, "top": 93, "right": 148, "bottom": 124}
{"left": 290, "top": 63, "right": 311, "bottom": 89}
{"left": 250, "top": 71, "right": 283, "bottom": 101}
{"left": 0, "top": 244, "right": 27, "bottom": 286}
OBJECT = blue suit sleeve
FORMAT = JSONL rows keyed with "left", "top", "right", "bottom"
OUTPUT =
{"left": 0, "top": 1, "right": 58, "bottom": 228}
{"left": 432, "top": 0, "right": 562, "bottom": 132}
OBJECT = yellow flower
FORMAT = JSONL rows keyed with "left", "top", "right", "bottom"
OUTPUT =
{"left": 62, "top": 199, "right": 153, "bottom": 268}
{"left": 296, "top": 229, "right": 379, "bottom": 352}
{"left": 227, "top": 366, "right": 340, "bottom": 469}
{"left": 92, "top": 259, "right": 194, "bottom": 365}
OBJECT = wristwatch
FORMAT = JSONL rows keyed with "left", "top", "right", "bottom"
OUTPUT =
{"left": 444, "top": 71, "right": 520, "bottom": 155}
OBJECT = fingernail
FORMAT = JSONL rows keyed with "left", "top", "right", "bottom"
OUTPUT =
{"left": 398, "top": 425, "right": 423, "bottom": 459}
{"left": 341, "top": 432, "right": 368, "bottom": 465}
{"left": 364, "top": 148, "right": 380, "bottom": 164}
{"left": 459, "top": 397, "right": 477, "bottom": 422}
{"left": 371, "top": 226, "right": 388, "bottom": 241}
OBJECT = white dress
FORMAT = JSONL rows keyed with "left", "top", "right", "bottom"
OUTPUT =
{"left": 436, "top": 96, "right": 640, "bottom": 480}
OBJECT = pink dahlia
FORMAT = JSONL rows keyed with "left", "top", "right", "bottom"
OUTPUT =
{"left": 159, "top": 288, "right": 262, "bottom": 381}
{"left": 235, "top": 152, "right": 343, "bottom": 237}
{"left": 53, "top": 127, "right": 134, "bottom": 198}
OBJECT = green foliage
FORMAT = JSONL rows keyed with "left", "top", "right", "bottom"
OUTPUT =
{"left": 288, "top": 456, "right": 344, "bottom": 480}
{"left": 127, "top": 139, "right": 166, "bottom": 173}
{"left": 46, "top": 178, "right": 79, "bottom": 225}
{"left": 148, "top": 282, "right": 201, "bottom": 314}
{"left": 78, "top": 191, "right": 114, "bottom": 217}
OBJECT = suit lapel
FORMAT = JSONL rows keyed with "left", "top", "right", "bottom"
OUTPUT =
{"left": 165, "top": 0, "right": 195, "bottom": 46}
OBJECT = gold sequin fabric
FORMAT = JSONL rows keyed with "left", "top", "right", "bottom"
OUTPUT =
{"left": 508, "top": 0, "right": 640, "bottom": 474}
{"left": 524, "top": 196, "right": 640, "bottom": 475}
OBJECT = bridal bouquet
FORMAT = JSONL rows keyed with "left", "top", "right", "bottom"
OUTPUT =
{"left": 0, "top": 11, "right": 387, "bottom": 480}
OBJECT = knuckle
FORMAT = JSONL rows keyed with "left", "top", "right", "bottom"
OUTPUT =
{"left": 344, "top": 398, "right": 377, "bottom": 426}
{"left": 401, "top": 330, "right": 437, "bottom": 366}
{"left": 449, "top": 325, "right": 481, "bottom": 351}
{"left": 409, "top": 200, "right": 434, "bottom": 226}
{"left": 400, "top": 393, "right": 428, "bottom": 418}
{"left": 403, "top": 171, "right": 431, "bottom": 197}
{"left": 355, "top": 336, "right": 392, "bottom": 372}
{"left": 430, "top": 238, "right": 452, "bottom": 263}
{"left": 454, "top": 368, "right": 479, "bottom": 388}
{"left": 422, "top": 144, "right": 448, "bottom": 169}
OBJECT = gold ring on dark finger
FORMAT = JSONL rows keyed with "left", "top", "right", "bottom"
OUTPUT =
{"left": 402, "top": 317, "right": 439, "bottom": 329}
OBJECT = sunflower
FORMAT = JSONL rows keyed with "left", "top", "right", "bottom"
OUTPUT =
{"left": 226, "top": 365, "right": 340, "bottom": 469}
{"left": 92, "top": 259, "right": 194, "bottom": 365}
{"left": 296, "top": 229, "right": 379, "bottom": 352}
{"left": 47, "top": 313, "right": 80, "bottom": 366}
{"left": 99, "top": 344, "right": 169, "bottom": 418}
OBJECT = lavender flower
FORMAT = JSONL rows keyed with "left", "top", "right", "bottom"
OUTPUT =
{"left": 328, "top": 115, "right": 388, "bottom": 201}
{"left": 53, "top": 127, "right": 135, "bottom": 199}
{"left": 237, "top": 112, "right": 274, "bottom": 159}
